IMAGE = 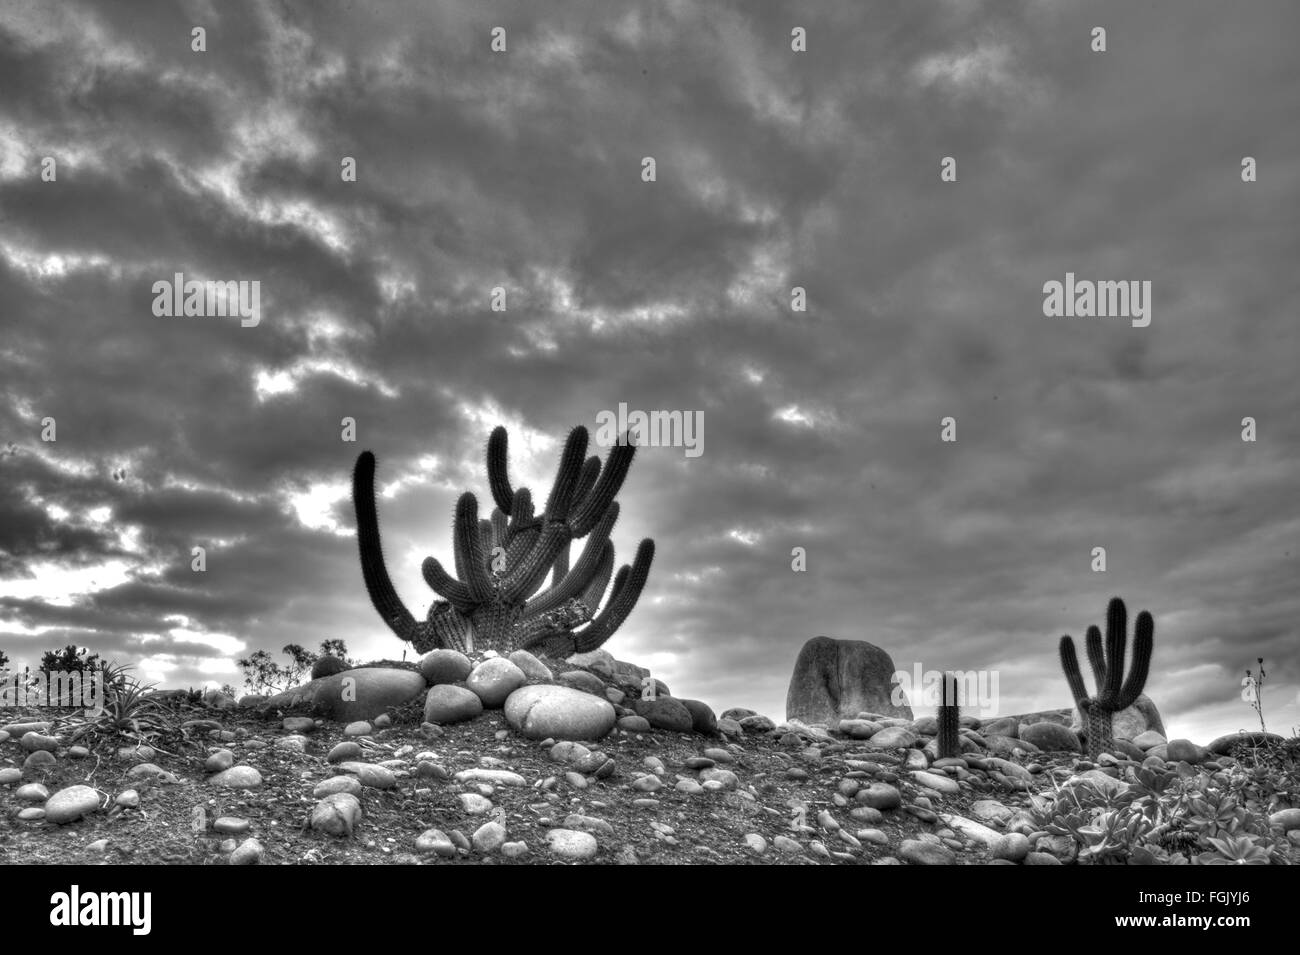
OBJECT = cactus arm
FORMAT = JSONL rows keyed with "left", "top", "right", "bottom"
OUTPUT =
{"left": 570, "top": 538, "right": 653, "bottom": 652}
{"left": 525, "top": 506, "right": 618, "bottom": 618}
{"left": 1084, "top": 624, "right": 1107, "bottom": 692}
{"left": 490, "top": 508, "right": 509, "bottom": 552}
{"left": 487, "top": 426, "right": 514, "bottom": 514}
{"left": 541, "top": 427, "right": 589, "bottom": 521}
{"left": 1114, "top": 610, "right": 1154, "bottom": 709}
{"left": 603, "top": 563, "right": 630, "bottom": 610}
{"left": 1101, "top": 597, "right": 1127, "bottom": 703}
{"left": 571, "top": 456, "right": 602, "bottom": 523}
{"left": 504, "top": 488, "right": 534, "bottom": 545}
{"left": 1059, "top": 635, "right": 1090, "bottom": 709}
{"left": 421, "top": 556, "right": 474, "bottom": 613}
{"left": 502, "top": 522, "right": 572, "bottom": 602}
{"left": 569, "top": 438, "right": 635, "bottom": 538}
{"left": 454, "top": 493, "right": 495, "bottom": 602}
{"left": 578, "top": 541, "right": 615, "bottom": 611}
{"left": 551, "top": 542, "right": 570, "bottom": 588}
{"left": 352, "top": 451, "right": 422, "bottom": 644}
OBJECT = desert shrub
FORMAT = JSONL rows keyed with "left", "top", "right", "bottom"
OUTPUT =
{"left": 39, "top": 644, "right": 104, "bottom": 674}
{"left": 54, "top": 662, "right": 183, "bottom": 751}
{"left": 237, "top": 641, "right": 356, "bottom": 694}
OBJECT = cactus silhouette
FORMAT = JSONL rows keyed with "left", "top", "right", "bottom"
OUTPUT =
{"left": 354, "top": 425, "right": 654, "bottom": 656}
{"left": 1058, "top": 596, "right": 1154, "bottom": 760}
{"left": 936, "top": 672, "right": 961, "bottom": 759}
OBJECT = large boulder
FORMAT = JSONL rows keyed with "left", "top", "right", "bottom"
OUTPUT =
{"left": 785, "top": 636, "right": 912, "bottom": 725}
{"left": 260, "top": 667, "right": 426, "bottom": 722}
{"left": 1069, "top": 693, "right": 1164, "bottom": 740}
{"left": 1206, "top": 731, "right": 1285, "bottom": 756}
{"left": 676, "top": 699, "right": 718, "bottom": 736}
{"left": 1008, "top": 707, "right": 1073, "bottom": 727}
{"left": 631, "top": 697, "right": 695, "bottom": 733}
{"left": 1019, "top": 721, "right": 1082, "bottom": 753}
{"left": 566, "top": 649, "right": 617, "bottom": 682}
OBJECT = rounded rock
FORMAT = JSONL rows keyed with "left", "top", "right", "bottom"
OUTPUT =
{"left": 313, "top": 776, "right": 363, "bottom": 798}
{"left": 21, "top": 732, "right": 59, "bottom": 753}
{"left": 327, "top": 741, "right": 363, "bottom": 763}
{"left": 15, "top": 783, "right": 49, "bottom": 802}
{"left": 334, "top": 762, "right": 396, "bottom": 790}
{"left": 416, "top": 828, "right": 457, "bottom": 857}
{"left": 677, "top": 698, "right": 719, "bottom": 735}
{"left": 423, "top": 684, "right": 484, "bottom": 725}
{"left": 546, "top": 828, "right": 598, "bottom": 861}
{"left": 993, "top": 832, "right": 1031, "bottom": 862}
{"left": 856, "top": 783, "right": 902, "bottom": 810}
{"left": 1268, "top": 808, "right": 1300, "bottom": 833}
{"left": 45, "top": 785, "right": 101, "bottom": 825}
{"left": 418, "top": 648, "right": 473, "bottom": 686}
{"left": 1018, "top": 722, "right": 1081, "bottom": 753}
{"left": 23, "top": 750, "right": 57, "bottom": 770}
{"left": 208, "top": 765, "right": 263, "bottom": 789}
{"left": 466, "top": 658, "right": 527, "bottom": 708}
{"left": 230, "top": 838, "right": 264, "bottom": 865}
{"left": 311, "top": 793, "right": 362, "bottom": 837}
{"left": 899, "top": 839, "right": 956, "bottom": 865}
{"left": 472, "top": 820, "right": 507, "bottom": 854}
{"left": 631, "top": 697, "right": 695, "bottom": 733}
{"left": 204, "top": 749, "right": 235, "bottom": 773}
{"left": 556, "top": 670, "right": 607, "bottom": 695}
{"left": 504, "top": 685, "right": 616, "bottom": 741}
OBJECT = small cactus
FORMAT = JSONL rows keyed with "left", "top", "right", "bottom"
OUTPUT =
{"left": 936, "top": 672, "right": 961, "bottom": 759}
{"left": 1059, "top": 596, "right": 1154, "bottom": 760}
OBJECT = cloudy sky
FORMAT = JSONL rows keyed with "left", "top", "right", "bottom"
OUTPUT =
{"left": 1, "top": 0, "right": 1297, "bottom": 743}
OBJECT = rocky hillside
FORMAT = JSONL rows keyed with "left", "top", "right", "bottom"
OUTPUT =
{"left": 1, "top": 649, "right": 1297, "bottom": 865}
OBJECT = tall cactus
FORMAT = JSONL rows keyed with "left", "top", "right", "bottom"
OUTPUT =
{"left": 353, "top": 425, "right": 655, "bottom": 656}
{"left": 1058, "top": 596, "right": 1155, "bottom": 760}
{"left": 936, "top": 672, "right": 961, "bottom": 760}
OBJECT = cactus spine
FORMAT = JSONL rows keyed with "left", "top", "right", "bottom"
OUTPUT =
{"left": 354, "top": 425, "right": 655, "bottom": 656}
{"left": 937, "top": 672, "right": 961, "bottom": 759}
{"left": 1058, "top": 596, "right": 1154, "bottom": 760}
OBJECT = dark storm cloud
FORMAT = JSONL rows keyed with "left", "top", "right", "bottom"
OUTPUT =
{"left": 0, "top": 0, "right": 1296, "bottom": 741}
